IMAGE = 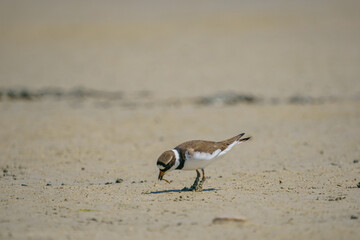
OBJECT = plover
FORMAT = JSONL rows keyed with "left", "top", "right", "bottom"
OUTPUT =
{"left": 156, "top": 133, "right": 251, "bottom": 191}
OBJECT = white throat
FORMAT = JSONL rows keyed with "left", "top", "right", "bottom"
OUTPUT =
{"left": 170, "top": 149, "right": 180, "bottom": 170}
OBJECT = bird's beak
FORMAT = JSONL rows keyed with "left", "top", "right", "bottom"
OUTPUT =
{"left": 158, "top": 170, "right": 165, "bottom": 180}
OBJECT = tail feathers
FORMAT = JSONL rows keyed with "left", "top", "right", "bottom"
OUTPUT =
{"left": 217, "top": 133, "right": 251, "bottom": 156}
{"left": 239, "top": 136, "right": 251, "bottom": 142}
{"left": 222, "top": 133, "right": 251, "bottom": 145}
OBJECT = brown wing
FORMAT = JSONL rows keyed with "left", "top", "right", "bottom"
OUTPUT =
{"left": 175, "top": 133, "right": 250, "bottom": 157}
{"left": 176, "top": 140, "right": 227, "bottom": 156}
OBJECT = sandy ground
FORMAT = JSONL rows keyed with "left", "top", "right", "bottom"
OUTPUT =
{"left": 1, "top": 1, "right": 360, "bottom": 239}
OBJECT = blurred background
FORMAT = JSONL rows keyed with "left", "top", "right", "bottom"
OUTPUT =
{"left": 1, "top": 0, "right": 359, "bottom": 100}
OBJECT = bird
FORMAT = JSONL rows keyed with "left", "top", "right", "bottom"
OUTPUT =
{"left": 156, "top": 133, "right": 251, "bottom": 192}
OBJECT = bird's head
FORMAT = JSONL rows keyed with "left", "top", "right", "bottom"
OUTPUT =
{"left": 156, "top": 150, "right": 176, "bottom": 183}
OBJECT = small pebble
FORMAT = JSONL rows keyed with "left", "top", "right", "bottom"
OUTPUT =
{"left": 81, "top": 167, "right": 85, "bottom": 171}
{"left": 115, "top": 178, "right": 123, "bottom": 183}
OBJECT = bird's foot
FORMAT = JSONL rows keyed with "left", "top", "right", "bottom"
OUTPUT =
{"left": 181, "top": 179, "right": 204, "bottom": 192}
{"left": 181, "top": 186, "right": 192, "bottom": 191}
{"left": 181, "top": 170, "right": 203, "bottom": 192}
{"left": 193, "top": 179, "right": 205, "bottom": 192}
{"left": 181, "top": 178, "right": 200, "bottom": 192}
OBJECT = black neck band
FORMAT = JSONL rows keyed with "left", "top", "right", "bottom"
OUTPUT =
{"left": 174, "top": 147, "right": 185, "bottom": 170}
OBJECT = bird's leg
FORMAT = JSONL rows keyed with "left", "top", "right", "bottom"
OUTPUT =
{"left": 182, "top": 170, "right": 200, "bottom": 191}
{"left": 194, "top": 169, "right": 206, "bottom": 192}
{"left": 190, "top": 169, "right": 201, "bottom": 191}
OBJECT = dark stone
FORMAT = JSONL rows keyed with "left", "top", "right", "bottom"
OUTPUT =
{"left": 357, "top": 182, "right": 360, "bottom": 188}
{"left": 350, "top": 215, "right": 358, "bottom": 220}
{"left": 115, "top": 178, "right": 123, "bottom": 184}
{"left": 46, "top": 183, "right": 52, "bottom": 186}
{"left": 354, "top": 160, "right": 359, "bottom": 163}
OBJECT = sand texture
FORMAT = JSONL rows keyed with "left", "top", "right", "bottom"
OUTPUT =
{"left": 1, "top": 1, "right": 360, "bottom": 239}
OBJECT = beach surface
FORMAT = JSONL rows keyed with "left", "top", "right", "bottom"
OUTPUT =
{"left": 1, "top": 1, "right": 360, "bottom": 239}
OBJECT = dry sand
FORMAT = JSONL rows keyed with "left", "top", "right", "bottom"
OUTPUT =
{"left": 1, "top": 1, "right": 360, "bottom": 239}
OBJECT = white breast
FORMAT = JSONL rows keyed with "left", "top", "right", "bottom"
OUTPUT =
{"left": 182, "top": 149, "right": 222, "bottom": 170}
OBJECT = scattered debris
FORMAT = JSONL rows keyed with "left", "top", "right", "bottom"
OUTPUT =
{"left": 0, "top": 88, "right": 350, "bottom": 108}
{"left": 212, "top": 217, "right": 247, "bottom": 224}
{"left": 197, "top": 92, "right": 258, "bottom": 106}
{"left": 6, "top": 89, "right": 32, "bottom": 100}
{"left": 327, "top": 196, "right": 346, "bottom": 201}
{"left": 1, "top": 87, "right": 123, "bottom": 101}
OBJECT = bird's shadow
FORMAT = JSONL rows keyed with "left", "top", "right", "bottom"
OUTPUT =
{"left": 145, "top": 188, "right": 218, "bottom": 194}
